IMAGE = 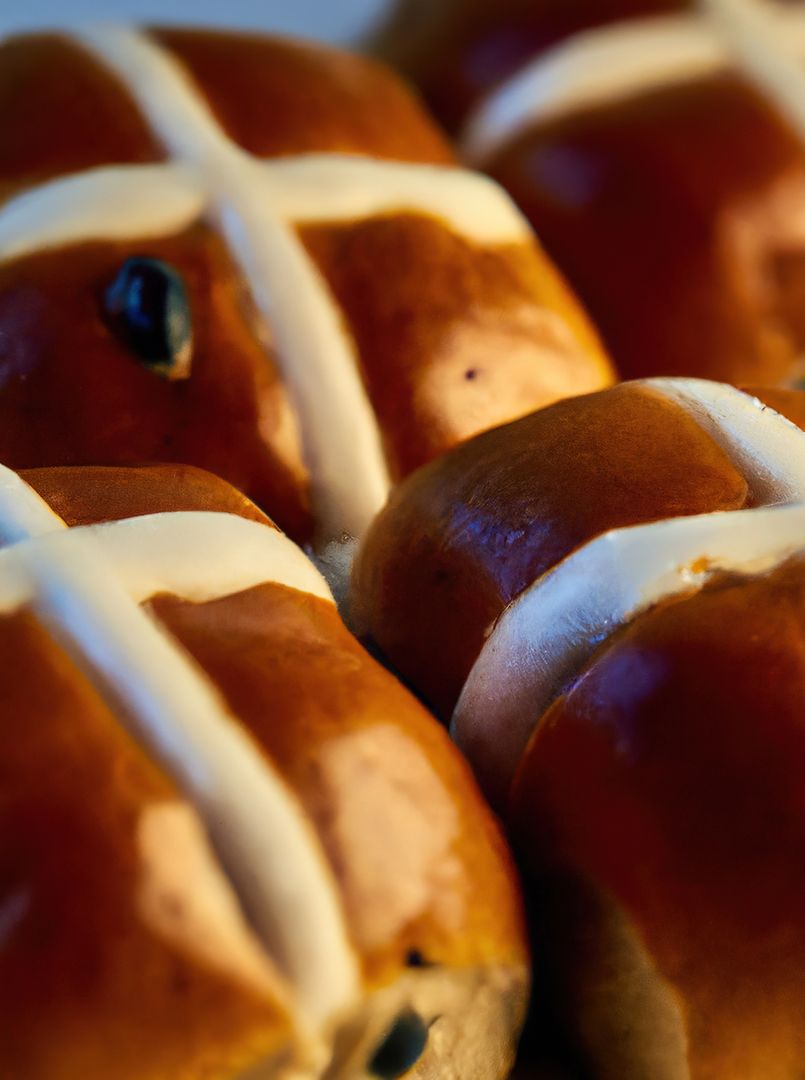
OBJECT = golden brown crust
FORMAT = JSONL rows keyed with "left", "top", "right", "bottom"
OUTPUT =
{"left": 20, "top": 463, "right": 274, "bottom": 526}
{"left": 353, "top": 383, "right": 750, "bottom": 716}
{"left": 300, "top": 216, "right": 610, "bottom": 479}
{"left": 0, "top": 34, "right": 163, "bottom": 202}
{"left": 0, "top": 607, "right": 290, "bottom": 1080}
{"left": 511, "top": 557, "right": 805, "bottom": 1077}
{"left": 370, "top": 0, "right": 693, "bottom": 133}
{"left": 488, "top": 72, "right": 805, "bottom": 385}
{"left": 154, "top": 28, "right": 456, "bottom": 164}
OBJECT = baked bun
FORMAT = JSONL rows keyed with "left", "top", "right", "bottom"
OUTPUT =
{"left": 0, "top": 462, "right": 527, "bottom": 1079}
{"left": 373, "top": 0, "right": 805, "bottom": 387}
{"left": 352, "top": 377, "right": 805, "bottom": 1073}
{"left": 0, "top": 28, "right": 611, "bottom": 547}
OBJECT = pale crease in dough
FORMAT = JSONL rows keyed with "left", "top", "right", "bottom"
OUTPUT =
{"left": 137, "top": 800, "right": 289, "bottom": 1001}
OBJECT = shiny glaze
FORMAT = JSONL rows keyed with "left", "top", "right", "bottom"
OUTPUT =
{"left": 20, "top": 463, "right": 274, "bottom": 527}
{"left": 300, "top": 216, "right": 606, "bottom": 479}
{"left": 0, "top": 29, "right": 611, "bottom": 544}
{"left": 152, "top": 29, "right": 456, "bottom": 164}
{"left": 512, "top": 556, "right": 805, "bottom": 1077}
{"left": 353, "top": 383, "right": 749, "bottom": 716}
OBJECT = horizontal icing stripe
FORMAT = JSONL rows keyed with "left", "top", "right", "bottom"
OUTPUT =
{"left": 0, "top": 466, "right": 67, "bottom": 543}
{"left": 0, "top": 164, "right": 205, "bottom": 264}
{"left": 256, "top": 155, "right": 530, "bottom": 243}
{"left": 461, "top": 5, "right": 805, "bottom": 165}
{"left": 79, "top": 511, "right": 334, "bottom": 604}
{"left": 455, "top": 502, "right": 805, "bottom": 797}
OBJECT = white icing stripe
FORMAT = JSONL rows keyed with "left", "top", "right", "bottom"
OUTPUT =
{"left": 0, "top": 165, "right": 205, "bottom": 263}
{"left": 460, "top": 4, "right": 805, "bottom": 165}
{"left": 0, "top": 465, "right": 353, "bottom": 1027}
{"left": 79, "top": 511, "right": 334, "bottom": 604}
{"left": 462, "top": 14, "right": 722, "bottom": 163}
{"left": 454, "top": 503, "right": 805, "bottom": 799}
{"left": 645, "top": 378, "right": 805, "bottom": 505}
{"left": 19, "top": 530, "right": 358, "bottom": 1028}
{"left": 72, "top": 25, "right": 390, "bottom": 543}
{"left": 256, "top": 155, "right": 530, "bottom": 243}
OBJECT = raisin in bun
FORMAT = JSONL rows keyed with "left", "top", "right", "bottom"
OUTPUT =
{"left": 352, "top": 378, "right": 805, "bottom": 1074}
{"left": 0, "top": 462, "right": 527, "bottom": 1079}
{"left": 0, "top": 27, "right": 611, "bottom": 547}
{"left": 374, "top": 0, "right": 805, "bottom": 388}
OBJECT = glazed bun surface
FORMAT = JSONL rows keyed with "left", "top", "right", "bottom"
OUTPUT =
{"left": 0, "top": 463, "right": 527, "bottom": 1080}
{"left": 0, "top": 27, "right": 611, "bottom": 546}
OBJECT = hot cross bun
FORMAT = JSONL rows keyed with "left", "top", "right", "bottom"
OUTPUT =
{"left": 0, "top": 462, "right": 527, "bottom": 1080}
{"left": 0, "top": 27, "right": 611, "bottom": 547}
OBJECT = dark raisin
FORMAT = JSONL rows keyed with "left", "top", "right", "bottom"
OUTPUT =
{"left": 104, "top": 256, "right": 192, "bottom": 378}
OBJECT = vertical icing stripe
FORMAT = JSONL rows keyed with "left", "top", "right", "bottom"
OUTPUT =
{"left": 22, "top": 530, "right": 358, "bottom": 1029}
{"left": 0, "top": 465, "right": 357, "bottom": 1029}
{"left": 73, "top": 25, "right": 392, "bottom": 542}
{"left": 0, "top": 26, "right": 544, "bottom": 539}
